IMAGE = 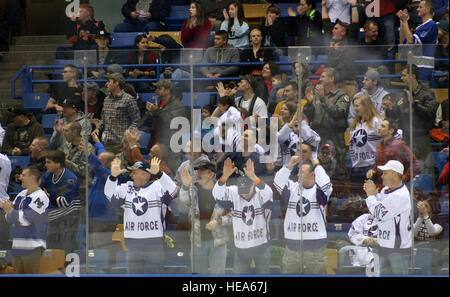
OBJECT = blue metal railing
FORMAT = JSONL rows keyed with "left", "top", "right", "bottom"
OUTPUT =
{"left": 12, "top": 59, "right": 449, "bottom": 99}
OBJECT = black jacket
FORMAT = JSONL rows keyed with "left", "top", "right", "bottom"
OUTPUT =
{"left": 287, "top": 10, "right": 323, "bottom": 47}
{"left": 121, "top": 0, "right": 171, "bottom": 23}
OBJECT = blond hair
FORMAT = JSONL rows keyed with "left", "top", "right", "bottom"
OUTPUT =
{"left": 349, "top": 94, "right": 382, "bottom": 131}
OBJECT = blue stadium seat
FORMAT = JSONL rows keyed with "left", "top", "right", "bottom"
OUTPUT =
{"left": 8, "top": 155, "right": 30, "bottom": 170}
{"left": 41, "top": 113, "right": 61, "bottom": 131}
{"left": 414, "top": 174, "right": 433, "bottom": 194}
{"left": 181, "top": 92, "right": 214, "bottom": 108}
{"left": 439, "top": 198, "right": 449, "bottom": 214}
{"left": 278, "top": 55, "right": 291, "bottom": 72}
{"left": 110, "top": 32, "right": 141, "bottom": 48}
{"left": 22, "top": 93, "right": 50, "bottom": 111}
{"left": 138, "top": 130, "right": 151, "bottom": 154}
{"left": 434, "top": 151, "right": 448, "bottom": 174}
{"left": 138, "top": 92, "right": 157, "bottom": 103}
{"left": 166, "top": 5, "right": 189, "bottom": 30}
{"left": 316, "top": 55, "right": 328, "bottom": 63}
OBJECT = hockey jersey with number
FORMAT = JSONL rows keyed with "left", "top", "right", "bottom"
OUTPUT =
{"left": 349, "top": 117, "right": 382, "bottom": 168}
{"left": 6, "top": 188, "right": 49, "bottom": 256}
{"left": 365, "top": 184, "right": 412, "bottom": 249}
{"left": 212, "top": 180, "right": 273, "bottom": 251}
{"left": 104, "top": 172, "right": 177, "bottom": 248}
{"left": 274, "top": 165, "right": 332, "bottom": 250}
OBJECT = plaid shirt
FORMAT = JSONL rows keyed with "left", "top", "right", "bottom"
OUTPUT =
{"left": 371, "top": 137, "right": 421, "bottom": 185}
{"left": 101, "top": 90, "right": 141, "bottom": 145}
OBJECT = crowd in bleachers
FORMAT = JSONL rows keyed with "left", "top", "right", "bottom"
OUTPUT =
{"left": 0, "top": 0, "right": 449, "bottom": 276}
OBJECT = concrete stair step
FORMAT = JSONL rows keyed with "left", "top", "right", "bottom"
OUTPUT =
{"left": 9, "top": 44, "right": 71, "bottom": 53}
{"left": 13, "top": 35, "right": 69, "bottom": 46}
{"left": 1, "top": 52, "right": 55, "bottom": 65}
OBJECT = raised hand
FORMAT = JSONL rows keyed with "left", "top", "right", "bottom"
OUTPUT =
{"left": 110, "top": 158, "right": 126, "bottom": 177}
{"left": 287, "top": 155, "right": 300, "bottom": 170}
{"left": 181, "top": 167, "right": 193, "bottom": 187}
{"left": 148, "top": 157, "right": 161, "bottom": 175}
{"left": 223, "top": 8, "right": 229, "bottom": 21}
{"left": 222, "top": 158, "right": 237, "bottom": 180}
{"left": 243, "top": 159, "right": 258, "bottom": 182}
{"left": 363, "top": 179, "right": 378, "bottom": 197}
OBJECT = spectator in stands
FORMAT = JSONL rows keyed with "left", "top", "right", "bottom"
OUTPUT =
{"left": 3, "top": 106, "right": 44, "bottom": 156}
{"left": 202, "top": 0, "right": 234, "bottom": 30}
{"left": 0, "top": 152, "right": 11, "bottom": 250}
{"left": 56, "top": 4, "right": 107, "bottom": 59}
{"left": 259, "top": 5, "right": 287, "bottom": 50}
{"left": 213, "top": 158, "right": 273, "bottom": 274}
{"left": 435, "top": 19, "right": 449, "bottom": 88}
{"left": 363, "top": 160, "right": 412, "bottom": 275}
{"left": 397, "top": 0, "right": 439, "bottom": 87}
{"left": 49, "top": 96, "right": 92, "bottom": 151}
{"left": 273, "top": 81, "right": 299, "bottom": 116}
{"left": 287, "top": 0, "right": 323, "bottom": 47}
{"left": 142, "top": 80, "right": 186, "bottom": 174}
{"left": 348, "top": 94, "right": 383, "bottom": 184}
{"left": 292, "top": 61, "right": 315, "bottom": 99}
{"left": 79, "top": 140, "right": 122, "bottom": 253}
{"left": 114, "top": 0, "right": 171, "bottom": 32}
{"left": 60, "top": 122, "right": 95, "bottom": 208}
{"left": 348, "top": 69, "right": 389, "bottom": 125}
{"left": 175, "top": 139, "right": 210, "bottom": 185}
{"left": 356, "top": 21, "right": 389, "bottom": 73}
{"left": 29, "top": 136, "right": 49, "bottom": 174}
{"left": 240, "top": 28, "right": 273, "bottom": 76}
{"left": 303, "top": 67, "right": 350, "bottom": 181}
{"left": 178, "top": 161, "right": 232, "bottom": 274}
{"left": 235, "top": 75, "right": 268, "bottom": 120}
{"left": 81, "top": 82, "right": 105, "bottom": 127}
{"left": 181, "top": 1, "right": 212, "bottom": 49}
{"left": 381, "top": 93, "right": 403, "bottom": 129}
{"left": 414, "top": 198, "right": 444, "bottom": 274}
{"left": 89, "top": 30, "right": 123, "bottom": 79}
{"left": 398, "top": 64, "right": 437, "bottom": 173}
{"left": 274, "top": 156, "right": 332, "bottom": 274}
{"left": 105, "top": 157, "right": 177, "bottom": 274}
{"left": 261, "top": 61, "right": 280, "bottom": 100}
{"left": 220, "top": 1, "right": 250, "bottom": 49}
{"left": 41, "top": 150, "right": 80, "bottom": 255}
{"left": 267, "top": 73, "right": 288, "bottom": 114}
{"left": 210, "top": 94, "right": 243, "bottom": 153}
{"left": 321, "top": 0, "right": 360, "bottom": 99}
{"left": 99, "top": 73, "right": 141, "bottom": 154}
{"left": 45, "top": 64, "right": 82, "bottom": 113}
{"left": 126, "top": 34, "right": 157, "bottom": 93}
{"left": 148, "top": 34, "right": 183, "bottom": 80}
{"left": 318, "top": 143, "right": 337, "bottom": 179}
{"left": 438, "top": 158, "right": 449, "bottom": 194}
{"left": 435, "top": 97, "right": 449, "bottom": 130}
{"left": 366, "top": 119, "right": 421, "bottom": 187}
{"left": 200, "top": 30, "right": 240, "bottom": 79}
{"left": 0, "top": 166, "right": 49, "bottom": 274}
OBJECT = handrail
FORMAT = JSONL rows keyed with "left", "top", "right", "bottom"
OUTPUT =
{"left": 11, "top": 65, "right": 27, "bottom": 99}
{"left": 14, "top": 58, "right": 450, "bottom": 97}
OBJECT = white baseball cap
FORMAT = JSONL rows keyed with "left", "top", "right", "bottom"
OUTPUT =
{"left": 377, "top": 160, "right": 404, "bottom": 175}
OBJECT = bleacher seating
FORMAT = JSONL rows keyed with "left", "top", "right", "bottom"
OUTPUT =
{"left": 414, "top": 174, "right": 433, "bottom": 195}
{"left": 22, "top": 93, "right": 50, "bottom": 111}
{"left": 165, "top": 5, "right": 189, "bottom": 31}
{"left": 41, "top": 113, "right": 61, "bottom": 132}
{"left": 181, "top": 92, "right": 215, "bottom": 108}
{"left": 8, "top": 155, "right": 30, "bottom": 170}
{"left": 110, "top": 32, "right": 141, "bottom": 48}
{"left": 138, "top": 92, "right": 157, "bottom": 103}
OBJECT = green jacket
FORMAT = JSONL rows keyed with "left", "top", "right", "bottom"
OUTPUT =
{"left": 306, "top": 87, "right": 350, "bottom": 134}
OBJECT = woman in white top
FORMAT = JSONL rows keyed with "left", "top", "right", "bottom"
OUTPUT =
{"left": 220, "top": 1, "right": 250, "bottom": 49}
{"left": 211, "top": 95, "right": 243, "bottom": 153}
{"left": 349, "top": 94, "right": 382, "bottom": 184}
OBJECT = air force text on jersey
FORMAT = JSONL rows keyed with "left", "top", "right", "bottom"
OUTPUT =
{"left": 125, "top": 220, "right": 160, "bottom": 232}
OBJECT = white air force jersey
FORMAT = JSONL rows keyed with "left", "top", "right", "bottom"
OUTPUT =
{"left": 104, "top": 173, "right": 177, "bottom": 240}
{"left": 214, "top": 106, "right": 243, "bottom": 152}
{"left": 212, "top": 181, "right": 273, "bottom": 249}
{"left": 365, "top": 184, "right": 412, "bottom": 249}
{"left": 349, "top": 117, "right": 382, "bottom": 168}
{"left": 274, "top": 166, "right": 332, "bottom": 243}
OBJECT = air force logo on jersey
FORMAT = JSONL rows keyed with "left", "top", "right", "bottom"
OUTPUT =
{"left": 132, "top": 196, "right": 149, "bottom": 216}
{"left": 352, "top": 129, "right": 368, "bottom": 147}
{"left": 242, "top": 205, "right": 255, "bottom": 225}
{"left": 296, "top": 197, "right": 311, "bottom": 217}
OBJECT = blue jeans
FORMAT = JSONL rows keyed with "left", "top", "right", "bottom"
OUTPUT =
{"left": 126, "top": 246, "right": 165, "bottom": 274}
{"left": 375, "top": 248, "right": 410, "bottom": 275}
{"left": 233, "top": 246, "right": 270, "bottom": 274}
{"left": 114, "top": 21, "right": 165, "bottom": 33}
{"left": 192, "top": 240, "right": 227, "bottom": 274}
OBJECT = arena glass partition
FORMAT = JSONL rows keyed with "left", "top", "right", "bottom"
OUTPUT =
{"left": 0, "top": 44, "right": 448, "bottom": 277}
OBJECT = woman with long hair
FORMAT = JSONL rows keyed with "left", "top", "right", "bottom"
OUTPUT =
{"left": 181, "top": 1, "right": 212, "bottom": 49}
{"left": 126, "top": 34, "right": 157, "bottom": 92}
{"left": 220, "top": 1, "right": 250, "bottom": 49}
{"left": 349, "top": 94, "right": 383, "bottom": 183}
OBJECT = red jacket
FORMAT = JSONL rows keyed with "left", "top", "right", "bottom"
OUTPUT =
{"left": 372, "top": 137, "right": 421, "bottom": 185}
{"left": 181, "top": 19, "right": 212, "bottom": 49}
{"left": 438, "top": 162, "right": 449, "bottom": 194}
